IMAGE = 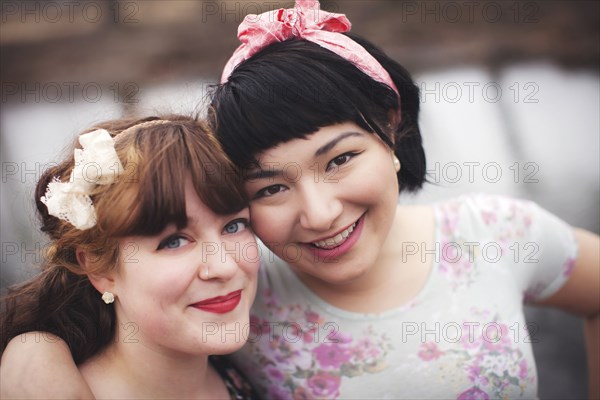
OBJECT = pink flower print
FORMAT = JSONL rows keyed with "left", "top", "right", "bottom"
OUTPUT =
{"left": 508, "top": 202, "right": 518, "bottom": 219}
{"left": 523, "top": 284, "right": 544, "bottom": 304}
{"left": 263, "top": 287, "right": 279, "bottom": 307}
{"left": 307, "top": 372, "right": 341, "bottom": 398}
{"left": 271, "top": 339, "right": 302, "bottom": 365}
{"left": 349, "top": 345, "right": 365, "bottom": 360}
{"left": 482, "top": 323, "right": 511, "bottom": 352}
{"left": 441, "top": 240, "right": 461, "bottom": 262}
{"left": 302, "top": 326, "right": 317, "bottom": 343}
{"left": 462, "top": 338, "right": 482, "bottom": 351}
{"left": 305, "top": 310, "right": 321, "bottom": 324}
{"left": 466, "top": 364, "right": 489, "bottom": 388}
{"left": 460, "top": 326, "right": 481, "bottom": 350}
{"left": 262, "top": 287, "right": 274, "bottom": 298}
{"left": 315, "top": 343, "right": 352, "bottom": 369}
{"left": 268, "top": 384, "right": 291, "bottom": 400}
{"left": 518, "top": 359, "right": 528, "bottom": 380}
{"left": 418, "top": 342, "right": 444, "bottom": 361}
{"left": 293, "top": 386, "right": 315, "bottom": 400}
{"left": 442, "top": 213, "right": 461, "bottom": 236}
{"left": 326, "top": 330, "right": 353, "bottom": 344}
{"left": 267, "top": 367, "right": 285, "bottom": 383}
{"left": 563, "top": 257, "right": 576, "bottom": 277}
{"left": 355, "top": 338, "right": 382, "bottom": 360}
{"left": 457, "top": 387, "right": 490, "bottom": 400}
{"left": 481, "top": 210, "right": 497, "bottom": 225}
{"left": 286, "top": 323, "right": 302, "bottom": 340}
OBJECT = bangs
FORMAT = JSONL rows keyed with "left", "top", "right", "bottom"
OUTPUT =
{"left": 210, "top": 38, "right": 398, "bottom": 170}
{"left": 95, "top": 120, "right": 246, "bottom": 237}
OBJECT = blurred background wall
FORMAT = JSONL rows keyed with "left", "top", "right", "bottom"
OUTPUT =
{"left": 1, "top": 1, "right": 598, "bottom": 398}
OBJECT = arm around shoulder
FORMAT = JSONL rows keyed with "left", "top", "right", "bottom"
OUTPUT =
{"left": 0, "top": 332, "right": 93, "bottom": 399}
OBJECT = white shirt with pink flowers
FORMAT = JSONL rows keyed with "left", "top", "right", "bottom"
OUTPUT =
{"left": 228, "top": 194, "right": 577, "bottom": 399}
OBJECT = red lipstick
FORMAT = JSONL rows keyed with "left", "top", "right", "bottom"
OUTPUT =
{"left": 191, "top": 290, "right": 242, "bottom": 314}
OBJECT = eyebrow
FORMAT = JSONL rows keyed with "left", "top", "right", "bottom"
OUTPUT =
{"left": 245, "top": 131, "right": 364, "bottom": 181}
{"left": 315, "top": 131, "right": 363, "bottom": 156}
{"left": 244, "top": 168, "right": 280, "bottom": 181}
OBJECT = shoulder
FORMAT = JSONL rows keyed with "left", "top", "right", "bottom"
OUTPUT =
{"left": 435, "top": 192, "right": 535, "bottom": 217}
{"left": 397, "top": 193, "right": 538, "bottom": 239}
{"left": 431, "top": 193, "right": 540, "bottom": 237}
{"left": 0, "top": 333, "right": 94, "bottom": 398}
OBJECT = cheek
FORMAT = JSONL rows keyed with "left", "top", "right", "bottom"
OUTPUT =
{"left": 250, "top": 205, "right": 291, "bottom": 242}
{"left": 117, "top": 262, "right": 188, "bottom": 311}
{"left": 349, "top": 165, "right": 398, "bottom": 202}
{"left": 237, "top": 237, "right": 261, "bottom": 275}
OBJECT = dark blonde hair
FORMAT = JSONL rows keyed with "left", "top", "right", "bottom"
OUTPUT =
{"left": 0, "top": 115, "right": 246, "bottom": 364}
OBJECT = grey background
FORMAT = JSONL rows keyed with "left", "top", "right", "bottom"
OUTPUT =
{"left": 1, "top": 1, "right": 598, "bottom": 398}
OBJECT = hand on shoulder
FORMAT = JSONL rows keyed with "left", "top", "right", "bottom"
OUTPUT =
{"left": 0, "top": 332, "right": 93, "bottom": 399}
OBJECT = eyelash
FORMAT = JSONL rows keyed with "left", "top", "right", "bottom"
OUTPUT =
{"left": 157, "top": 234, "right": 190, "bottom": 251}
{"left": 156, "top": 219, "right": 249, "bottom": 250}
{"left": 254, "top": 185, "right": 286, "bottom": 199}
{"left": 253, "top": 151, "right": 361, "bottom": 199}
{"left": 326, "top": 151, "right": 360, "bottom": 171}
{"left": 223, "top": 218, "right": 250, "bottom": 234}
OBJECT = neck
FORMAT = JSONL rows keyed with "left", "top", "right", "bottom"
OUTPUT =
{"left": 81, "top": 323, "right": 225, "bottom": 399}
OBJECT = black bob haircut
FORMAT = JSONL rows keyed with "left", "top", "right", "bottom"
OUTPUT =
{"left": 209, "top": 32, "right": 426, "bottom": 193}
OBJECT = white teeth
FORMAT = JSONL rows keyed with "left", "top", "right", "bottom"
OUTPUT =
{"left": 312, "top": 221, "right": 358, "bottom": 249}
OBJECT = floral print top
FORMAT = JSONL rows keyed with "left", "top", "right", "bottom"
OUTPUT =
{"left": 227, "top": 194, "right": 578, "bottom": 399}
{"left": 210, "top": 355, "right": 259, "bottom": 399}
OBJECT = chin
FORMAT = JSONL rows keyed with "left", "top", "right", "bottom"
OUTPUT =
{"left": 208, "top": 341, "right": 247, "bottom": 356}
{"left": 309, "top": 266, "right": 369, "bottom": 286}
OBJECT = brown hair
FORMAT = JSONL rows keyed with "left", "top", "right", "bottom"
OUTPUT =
{"left": 0, "top": 115, "right": 246, "bottom": 364}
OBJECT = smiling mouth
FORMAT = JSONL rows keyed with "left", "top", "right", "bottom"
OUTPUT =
{"left": 191, "top": 290, "right": 242, "bottom": 314}
{"left": 310, "top": 219, "right": 360, "bottom": 250}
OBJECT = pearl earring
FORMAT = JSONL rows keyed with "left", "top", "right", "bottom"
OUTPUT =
{"left": 101, "top": 291, "right": 115, "bottom": 304}
{"left": 394, "top": 157, "right": 401, "bottom": 172}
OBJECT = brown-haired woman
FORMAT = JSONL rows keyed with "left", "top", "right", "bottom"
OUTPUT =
{"left": 0, "top": 116, "right": 259, "bottom": 399}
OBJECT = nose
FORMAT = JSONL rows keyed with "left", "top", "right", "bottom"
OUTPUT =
{"left": 198, "top": 241, "right": 239, "bottom": 281}
{"left": 298, "top": 181, "right": 343, "bottom": 232}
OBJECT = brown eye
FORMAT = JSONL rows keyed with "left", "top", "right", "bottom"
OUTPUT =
{"left": 332, "top": 155, "right": 350, "bottom": 166}
{"left": 255, "top": 184, "right": 287, "bottom": 199}
{"left": 326, "top": 152, "right": 360, "bottom": 171}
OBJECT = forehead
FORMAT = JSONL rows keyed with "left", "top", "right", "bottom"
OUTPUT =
{"left": 182, "top": 178, "right": 212, "bottom": 222}
{"left": 254, "top": 122, "right": 369, "bottom": 163}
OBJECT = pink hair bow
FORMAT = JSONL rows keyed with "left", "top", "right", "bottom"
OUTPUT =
{"left": 220, "top": 0, "right": 399, "bottom": 99}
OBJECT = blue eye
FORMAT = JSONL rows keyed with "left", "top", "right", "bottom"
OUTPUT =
{"left": 157, "top": 235, "right": 190, "bottom": 250}
{"left": 223, "top": 219, "right": 249, "bottom": 234}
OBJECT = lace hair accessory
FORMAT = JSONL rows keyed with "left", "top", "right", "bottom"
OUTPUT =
{"left": 117, "top": 119, "right": 173, "bottom": 139}
{"left": 41, "top": 120, "right": 172, "bottom": 230}
{"left": 220, "top": 0, "right": 400, "bottom": 101}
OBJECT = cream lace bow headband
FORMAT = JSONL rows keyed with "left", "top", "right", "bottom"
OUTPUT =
{"left": 41, "top": 120, "right": 170, "bottom": 230}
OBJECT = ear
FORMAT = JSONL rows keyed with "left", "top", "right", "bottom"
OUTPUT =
{"left": 76, "top": 248, "right": 116, "bottom": 296}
